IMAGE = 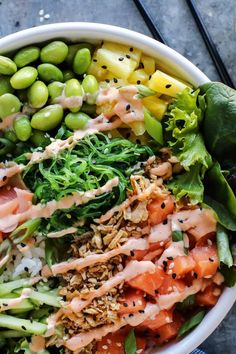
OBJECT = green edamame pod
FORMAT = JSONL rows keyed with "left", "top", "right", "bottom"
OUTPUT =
{"left": 38, "top": 63, "right": 63, "bottom": 83}
{"left": 0, "top": 93, "right": 21, "bottom": 118}
{"left": 0, "top": 138, "right": 14, "bottom": 155}
{"left": 0, "top": 75, "right": 14, "bottom": 96}
{"left": 13, "top": 115, "right": 32, "bottom": 142}
{"left": 13, "top": 46, "right": 40, "bottom": 68}
{"left": 63, "top": 69, "right": 75, "bottom": 82}
{"left": 80, "top": 102, "right": 96, "bottom": 115}
{"left": 65, "top": 78, "right": 83, "bottom": 112}
{"left": 48, "top": 81, "right": 65, "bottom": 102}
{"left": 65, "top": 43, "right": 94, "bottom": 65}
{"left": 4, "top": 130, "right": 18, "bottom": 143}
{"left": 27, "top": 81, "right": 48, "bottom": 108}
{"left": 31, "top": 104, "right": 63, "bottom": 131}
{"left": 10, "top": 66, "right": 38, "bottom": 89}
{"left": 73, "top": 48, "right": 91, "bottom": 75}
{"left": 82, "top": 74, "right": 99, "bottom": 104}
{"left": 0, "top": 56, "right": 17, "bottom": 75}
{"left": 40, "top": 41, "right": 68, "bottom": 64}
{"left": 30, "top": 130, "right": 51, "bottom": 147}
{"left": 65, "top": 112, "right": 90, "bottom": 131}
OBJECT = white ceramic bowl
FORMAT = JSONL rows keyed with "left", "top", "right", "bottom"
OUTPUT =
{"left": 0, "top": 22, "right": 235, "bottom": 354}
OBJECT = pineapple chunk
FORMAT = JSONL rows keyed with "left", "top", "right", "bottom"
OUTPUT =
{"left": 148, "top": 70, "right": 188, "bottom": 97}
{"left": 128, "top": 69, "right": 149, "bottom": 85}
{"left": 141, "top": 55, "right": 156, "bottom": 75}
{"left": 142, "top": 96, "right": 168, "bottom": 120}
{"left": 102, "top": 42, "right": 141, "bottom": 65}
{"left": 96, "top": 102, "right": 114, "bottom": 116}
{"left": 96, "top": 48, "right": 137, "bottom": 80}
{"left": 102, "top": 71, "right": 128, "bottom": 86}
{"left": 87, "top": 50, "right": 108, "bottom": 80}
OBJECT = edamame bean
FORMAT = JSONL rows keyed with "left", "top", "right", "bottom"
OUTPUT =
{"left": 0, "top": 93, "right": 21, "bottom": 118}
{"left": 4, "top": 130, "right": 18, "bottom": 143}
{"left": 65, "top": 112, "right": 90, "bottom": 131}
{"left": 30, "top": 130, "right": 50, "bottom": 147}
{"left": 73, "top": 48, "right": 91, "bottom": 75}
{"left": 82, "top": 74, "right": 99, "bottom": 104}
{"left": 0, "top": 138, "right": 14, "bottom": 155}
{"left": 10, "top": 66, "right": 38, "bottom": 89}
{"left": 38, "top": 63, "right": 63, "bottom": 83}
{"left": 48, "top": 81, "right": 65, "bottom": 102}
{"left": 40, "top": 41, "right": 68, "bottom": 64}
{"left": 14, "top": 115, "right": 32, "bottom": 142}
{"left": 65, "top": 79, "right": 83, "bottom": 112}
{"left": 0, "top": 75, "right": 14, "bottom": 96}
{"left": 27, "top": 81, "right": 48, "bottom": 108}
{"left": 0, "top": 56, "right": 17, "bottom": 75}
{"left": 65, "top": 43, "right": 94, "bottom": 65}
{"left": 31, "top": 104, "right": 63, "bottom": 131}
{"left": 14, "top": 46, "right": 40, "bottom": 68}
{"left": 63, "top": 69, "right": 75, "bottom": 82}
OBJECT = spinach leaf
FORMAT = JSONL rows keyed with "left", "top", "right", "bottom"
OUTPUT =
{"left": 177, "top": 311, "right": 205, "bottom": 338}
{"left": 124, "top": 329, "right": 136, "bottom": 354}
{"left": 176, "top": 294, "right": 195, "bottom": 311}
{"left": 220, "top": 265, "right": 236, "bottom": 287}
{"left": 204, "top": 196, "right": 236, "bottom": 231}
{"left": 216, "top": 225, "right": 233, "bottom": 267}
{"left": 168, "top": 164, "right": 204, "bottom": 204}
{"left": 200, "top": 82, "right": 236, "bottom": 163}
{"left": 204, "top": 162, "right": 236, "bottom": 223}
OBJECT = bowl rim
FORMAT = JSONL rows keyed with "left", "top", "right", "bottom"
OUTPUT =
{"left": 0, "top": 22, "right": 235, "bottom": 354}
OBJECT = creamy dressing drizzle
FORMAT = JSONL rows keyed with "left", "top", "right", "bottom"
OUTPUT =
{"left": 50, "top": 237, "right": 148, "bottom": 276}
{"left": 149, "top": 219, "right": 172, "bottom": 243}
{"left": 157, "top": 241, "right": 185, "bottom": 265}
{"left": 56, "top": 95, "right": 83, "bottom": 110}
{"left": 47, "top": 227, "right": 78, "bottom": 238}
{"left": 0, "top": 113, "right": 19, "bottom": 131}
{"left": 29, "top": 336, "right": 46, "bottom": 353}
{"left": 0, "top": 163, "right": 24, "bottom": 187}
{"left": 68, "top": 260, "right": 155, "bottom": 313}
{"left": 0, "top": 288, "right": 32, "bottom": 312}
{"left": 0, "top": 177, "right": 119, "bottom": 232}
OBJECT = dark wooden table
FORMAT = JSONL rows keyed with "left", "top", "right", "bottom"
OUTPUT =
{"left": 0, "top": 0, "right": 235, "bottom": 352}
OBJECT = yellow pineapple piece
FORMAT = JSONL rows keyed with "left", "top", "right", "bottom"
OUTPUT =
{"left": 128, "top": 69, "right": 149, "bottom": 85}
{"left": 87, "top": 50, "right": 108, "bottom": 80}
{"left": 102, "top": 42, "right": 141, "bottom": 65}
{"left": 96, "top": 48, "right": 137, "bottom": 80}
{"left": 142, "top": 96, "right": 168, "bottom": 120}
{"left": 96, "top": 102, "right": 114, "bottom": 116}
{"left": 102, "top": 71, "right": 128, "bottom": 86}
{"left": 141, "top": 55, "right": 156, "bottom": 75}
{"left": 148, "top": 70, "right": 188, "bottom": 97}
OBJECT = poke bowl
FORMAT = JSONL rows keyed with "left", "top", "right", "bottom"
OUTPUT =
{"left": 0, "top": 22, "right": 235, "bottom": 354}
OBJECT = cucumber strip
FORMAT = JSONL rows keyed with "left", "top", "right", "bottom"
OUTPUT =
{"left": 29, "top": 290, "right": 62, "bottom": 308}
{"left": 136, "top": 84, "right": 156, "bottom": 98}
{"left": 0, "top": 330, "right": 31, "bottom": 338}
{"left": 0, "top": 279, "right": 33, "bottom": 297}
{"left": 0, "top": 314, "right": 47, "bottom": 335}
{"left": 0, "top": 298, "right": 34, "bottom": 313}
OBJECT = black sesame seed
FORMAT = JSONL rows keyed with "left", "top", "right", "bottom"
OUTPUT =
{"left": 39, "top": 270, "right": 42, "bottom": 276}
{"left": 94, "top": 284, "right": 100, "bottom": 289}
{"left": 136, "top": 80, "right": 141, "bottom": 84}
{"left": 105, "top": 79, "right": 110, "bottom": 83}
{"left": 126, "top": 104, "right": 131, "bottom": 111}
{"left": 163, "top": 219, "right": 168, "bottom": 225}
{"left": 172, "top": 273, "right": 177, "bottom": 279}
{"left": 155, "top": 289, "right": 159, "bottom": 294}
{"left": 163, "top": 260, "right": 167, "bottom": 266}
{"left": 149, "top": 75, "right": 152, "bottom": 80}
{"left": 133, "top": 301, "right": 136, "bottom": 307}
{"left": 93, "top": 59, "right": 97, "bottom": 62}
{"left": 12, "top": 255, "right": 16, "bottom": 261}
{"left": 123, "top": 303, "right": 128, "bottom": 307}
{"left": 113, "top": 78, "right": 118, "bottom": 83}
{"left": 178, "top": 219, "right": 184, "bottom": 223}
{"left": 129, "top": 47, "right": 134, "bottom": 52}
{"left": 161, "top": 202, "right": 165, "bottom": 209}
{"left": 20, "top": 243, "right": 26, "bottom": 247}
{"left": 140, "top": 62, "right": 144, "bottom": 69}
{"left": 63, "top": 295, "right": 67, "bottom": 301}
{"left": 24, "top": 267, "right": 29, "bottom": 272}
{"left": 2, "top": 303, "right": 8, "bottom": 306}
{"left": 165, "top": 84, "right": 172, "bottom": 88}
{"left": 126, "top": 54, "right": 131, "bottom": 59}
{"left": 21, "top": 326, "right": 26, "bottom": 330}
{"left": 129, "top": 313, "right": 134, "bottom": 317}
{"left": 101, "top": 65, "right": 107, "bottom": 69}
{"left": 193, "top": 272, "right": 198, "bottom": 279}
{"left": 138, "top": 310, "right": 145, "bottom": 313}
{"left": 2, "top": 176, "right": 7, "bottom": 181}
{"left": 136, "top": 139, "right": 141, "bottom": 144}
{"left": 130, "top": 250, "right": 135, "bottom": 257}
{"left": 209, "top": 257, "right": 214, "bottom": 262}
{"left": 167, "top": 257, "right": 173, "bottom": 260}
{"left": 118, "top": 57, "right": 124, "bottom": 61}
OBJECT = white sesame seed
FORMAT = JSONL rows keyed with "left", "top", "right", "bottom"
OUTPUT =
{"left": 160, "top": 241, "right": 164, "bottom": 246}
{"left": 167, "top": 270, "right": 173, "bottom": 275}
{"left": 169, "top": 262, "right": 174, "bottom": 269}
{"left": 102, "top": 345, "right": 108, "bottom": 350}
{"left": 39, "top": 9, "right": 44, "bottom": 15}
{"left": 116, "top": 342, "right": 122, "bottom": 347}
{"left": 207, "top": 239, "right": 213, "bottom": 246}
{"left": 107, "top": 339, "right": 112, "bottom": 344}
{"left": 137, "top": 300, "right": 142, "bottom": 306}
{"left": 44, "top": 13, "right": 50, "bottom": 19}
